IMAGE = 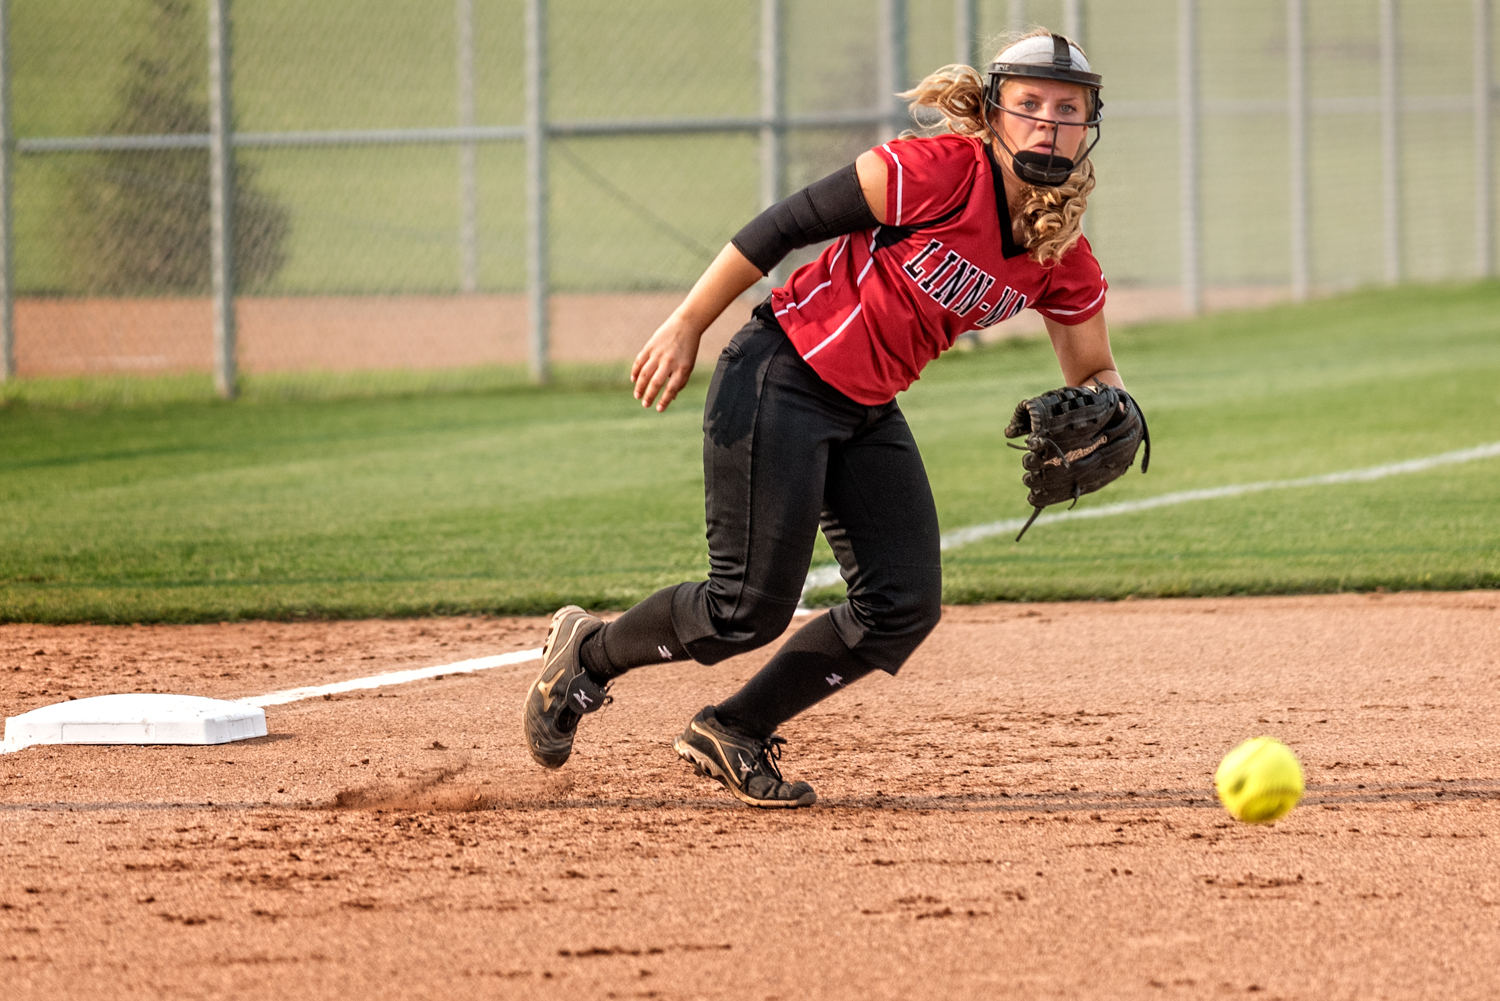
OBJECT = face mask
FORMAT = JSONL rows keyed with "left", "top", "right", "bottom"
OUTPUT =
{"left": 983, "top": 34, "right": 1103, "bottom": 188}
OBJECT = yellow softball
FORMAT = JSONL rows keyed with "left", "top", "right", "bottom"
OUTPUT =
{"left": 1214, "top": 736, "right": 1304, "bottom": 824}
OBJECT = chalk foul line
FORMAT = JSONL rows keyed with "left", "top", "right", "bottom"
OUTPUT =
{"left": 0, "top": 649, "right": 548, "bottom": 753}
{"left": 802, "top": 439, "right": 1500, "bottom": 594}
{"left": 5, "top": 439, "right": 1496, "bottom": 750}
{"left": 238, "top": 648, "right": 545, "bottom": 708}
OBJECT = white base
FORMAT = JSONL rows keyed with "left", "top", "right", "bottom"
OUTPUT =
{"left": 3, "top": 693, "right": 267, "bottom": 749}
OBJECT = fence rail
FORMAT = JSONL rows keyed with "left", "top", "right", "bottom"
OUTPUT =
{"left": 23, "top": 92, "right": 1499, "bottom": 156}
{"left": 0, "top": 0, "right": 1495, "bottom": 395}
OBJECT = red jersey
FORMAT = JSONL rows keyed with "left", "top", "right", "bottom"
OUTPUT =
{"left": 769, "top": 133, "right": 1108, "bottom": 405}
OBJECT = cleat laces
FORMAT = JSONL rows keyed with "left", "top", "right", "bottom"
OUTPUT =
{"left": 756, "top": 736, "right": 789, "bottom": 783}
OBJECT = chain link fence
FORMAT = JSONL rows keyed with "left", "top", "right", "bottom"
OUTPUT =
{"left": 1, "top": 0, "right": 1495, "bottom": 397}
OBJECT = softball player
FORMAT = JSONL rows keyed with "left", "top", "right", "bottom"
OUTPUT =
{"left": 524, "top": 31, "right": 1124, "bottom": 808}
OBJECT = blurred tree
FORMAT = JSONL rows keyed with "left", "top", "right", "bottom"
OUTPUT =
{"left": 64, "top": 0, "right": 289, "bottom": 294}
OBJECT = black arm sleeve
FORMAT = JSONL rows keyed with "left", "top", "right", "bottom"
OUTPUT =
{"left": 730, "top": 162, "right": 879, "bottom": 275}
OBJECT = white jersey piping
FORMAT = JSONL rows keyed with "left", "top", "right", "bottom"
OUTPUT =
{"left": 774, "top": 235, "right": 852, "bottom": 317}
{"left": 881, "top": 143, "right": 903, "bottom": 225}
{"left": 856, "top": 228, "right": 881, "bottom": 286}
{"left": 800, "top": 303, "right": 863, "bottom": 360}
{"left": 1042, "top": 283, "right": 1106, "bottom": 318}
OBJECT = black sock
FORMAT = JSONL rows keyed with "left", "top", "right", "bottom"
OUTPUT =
{"left": 714, "top": 613, "right": 876, "bottom": 739}
{"left": 580, "top": 584, "right": 688, "bottom": 683}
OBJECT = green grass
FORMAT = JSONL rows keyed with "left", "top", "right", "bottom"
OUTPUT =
{"left": 0, "top": 361, "right": 632, "bottom": 408}
{"left": 3, "top": 282, "right": 1499, "bottom": 623}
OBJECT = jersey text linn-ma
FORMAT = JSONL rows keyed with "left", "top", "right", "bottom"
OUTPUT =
{"left": 769, "top": 133, "right": 1108, "bottom": 406}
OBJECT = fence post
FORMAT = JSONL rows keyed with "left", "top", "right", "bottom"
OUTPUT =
{"left": 208, "top": 0, "right": 237, "bottom": 399}
{"left": 0, "top": 0, "right": 12, "bottom": 383}
{"left": 1008, "top": 0, "right": 1026, "bottom": 34}
{"left": 1379, "top": 0, "right": 1402, "bottom": 285}
{"left": 1477, "top": 0, "right": 1493, "bottom": 278}
{"left": 525, "top": 0, "right": 549, "bottom": 384}
{"left": 759, "top": 0, "right": 784, "bottom": 210}
{"left": 955, "top": 0, "right": 977, "bottom": 66}
{"left": 1178, "top": 0, "right": 1201, "bottom": 315}
{"left": 760, "top": 0, "right": 787, "bottom": 286}
{"left": 1064, "top": 0, "right": 1087, "bottom": 237}
{"left": 1288, "top": 0, "right": 1309, "bottom": 301}
{"left": 1063, "top": 0, "right": 1085, "bottom": 44}
{"left": 457, "top": 0, "right": 478, "bottom": 293}
{"left": 878, "top": 0, "right": 908, "bottom": 141}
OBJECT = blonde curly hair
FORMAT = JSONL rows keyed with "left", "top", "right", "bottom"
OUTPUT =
{"left": 899, "top": 30, "right": 1096, "bottom": 267}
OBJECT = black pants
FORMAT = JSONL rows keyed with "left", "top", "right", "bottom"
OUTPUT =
{"left": 669, "top": 306, "right": 943, "bottom": 675}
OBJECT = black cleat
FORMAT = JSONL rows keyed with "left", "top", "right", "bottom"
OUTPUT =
{"left": 523, "top": 605, "right": 609, "bottom": 769}
{"left": 672, "top": 706, "right": 816, "bottom": 809}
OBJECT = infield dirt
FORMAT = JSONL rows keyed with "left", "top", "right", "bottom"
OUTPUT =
{"left": 2, "top": 592, "right": 1497, "bottom": 1000}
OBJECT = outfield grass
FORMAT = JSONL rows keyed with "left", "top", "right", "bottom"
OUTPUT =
{"left": 2, "top": 282, "right": 1499, "bottom": 623}
{"left": 0, "top": 361, "right": 633, "bottom": 409}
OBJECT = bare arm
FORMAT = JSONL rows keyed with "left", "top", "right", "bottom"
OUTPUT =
{"left": 854, "top": 149, "right": 888, "bottom": 224}
{"left": 633, "top": 151, "right": 890, "bottom": 412}
{"left": 631, "top": 243, "right": 764, "bottom": 411}
{"left": 1043, "top": 311, "right": 1124, "bottom": 389}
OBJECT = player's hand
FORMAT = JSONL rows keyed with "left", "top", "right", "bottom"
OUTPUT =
{"left": 631, "top": 316, "right": 701, "bottom": 412}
